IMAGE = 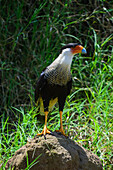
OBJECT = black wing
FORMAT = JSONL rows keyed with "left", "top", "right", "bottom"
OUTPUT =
{"left": 35, "top": 70, "right": 47, "bottom": 103}
{"left": 67, "top": 78, "right": 72, "bottom": 95}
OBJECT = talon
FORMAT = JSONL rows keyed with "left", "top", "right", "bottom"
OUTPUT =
{"left": 44, "top": 135, "right": 46, "bottom": 140}
{"left": 37, "top": 111, "right": 51, "bottom": 139}
{"left": 55, "top": 111, "right": 68, "bottom": 137}
{"left": 56, "top": 127, "right": 67, "bottom": 137}
{"left": 37, "top": 125, "right": 51, "bottom": 139}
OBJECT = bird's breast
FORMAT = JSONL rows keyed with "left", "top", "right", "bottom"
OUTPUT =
{"left": 45, "top": 66, "right": 71, "bottom": 86}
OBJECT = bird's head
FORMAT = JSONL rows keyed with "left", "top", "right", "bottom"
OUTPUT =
{"left": 50, "top": 43, "right": 87, "bottom": 71}
{"left": 61, "top": 43, "right": 87, "bottom": 56}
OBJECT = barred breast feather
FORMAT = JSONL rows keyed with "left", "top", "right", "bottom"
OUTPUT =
{"left": 44, "top": 65, "right": 72, "bottom": 86}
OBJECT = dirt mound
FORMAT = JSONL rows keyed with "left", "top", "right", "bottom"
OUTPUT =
{"left": 5, "top": 132, "right": 102, "bottom": 170}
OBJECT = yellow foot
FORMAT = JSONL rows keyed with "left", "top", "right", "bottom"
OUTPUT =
{"left": 37, "top": 125, "right": 51, "bottom": 139}
{"left": 56, "top": 128, "right": 67, "bottom": 137}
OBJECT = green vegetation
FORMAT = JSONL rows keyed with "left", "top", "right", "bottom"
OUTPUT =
{"left": 0, "top": 0, "right": 113, "bottom": 169}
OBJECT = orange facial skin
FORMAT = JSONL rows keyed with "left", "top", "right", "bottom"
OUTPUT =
{"left": 71, "top": 45, "right": 84, "bottom": 54}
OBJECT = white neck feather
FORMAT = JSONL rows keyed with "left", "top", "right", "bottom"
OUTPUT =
{"left": 59, "top": 48, "right": 73, "bottom": 68}
{"left": 48, "top": 48, "right": 74, "bottom": 70}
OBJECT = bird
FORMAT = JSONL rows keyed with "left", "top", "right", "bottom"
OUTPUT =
{"left": 35, "top": 43, "right": 86, "bottom": 139}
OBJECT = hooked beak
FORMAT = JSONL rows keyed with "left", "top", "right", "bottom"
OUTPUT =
{"left": 81, "top": 48, "right": 87, "bottom": 54}
{"left": 71, "top": 45, "right": 87, "bottom": 54}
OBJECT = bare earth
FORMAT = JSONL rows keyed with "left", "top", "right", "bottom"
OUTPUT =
{"left": 4, "top": 132, "right": 103, "bottom": 170}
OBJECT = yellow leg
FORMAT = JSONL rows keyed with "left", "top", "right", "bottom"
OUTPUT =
{"left": 37, "top": 111, "right": 51, "bottom": 139}
{"left": 56, "top": 111, "right": 67, "bottom": 136}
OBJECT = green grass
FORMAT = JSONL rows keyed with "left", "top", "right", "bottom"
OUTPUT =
{"left": 0, "top": 0, "right": 113, "bottom": 169}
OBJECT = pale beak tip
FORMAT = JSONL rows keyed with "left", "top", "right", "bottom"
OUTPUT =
{"left": 82, "top": 48, "right": 87, "bottom": 54}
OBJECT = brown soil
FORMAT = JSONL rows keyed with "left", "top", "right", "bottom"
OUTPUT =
{"left": 4, "top": 132, "right": 103, "bottom": 170}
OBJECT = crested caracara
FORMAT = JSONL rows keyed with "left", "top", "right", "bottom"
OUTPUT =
{"left": 35, "top": 43, "right": 86, "bottom": 139}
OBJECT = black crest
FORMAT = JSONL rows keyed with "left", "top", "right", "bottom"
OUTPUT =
{"left": 60, "top": 43, "right": 81, "bottom": 53}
